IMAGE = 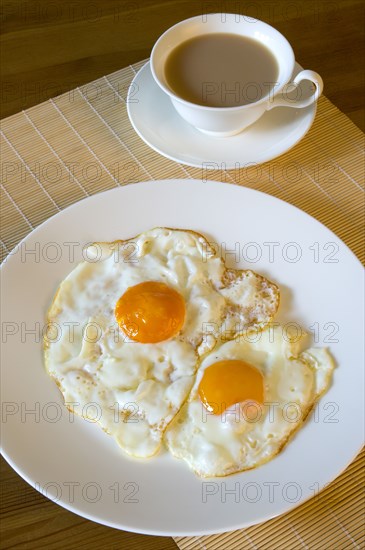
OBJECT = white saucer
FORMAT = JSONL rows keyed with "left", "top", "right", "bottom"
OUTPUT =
{"left": 127, "top": 62, "right": 317, "bottom": 169}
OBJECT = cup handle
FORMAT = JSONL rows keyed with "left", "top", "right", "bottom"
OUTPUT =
{"left": 267, "top": 70, "right": 323, "bottom": 110}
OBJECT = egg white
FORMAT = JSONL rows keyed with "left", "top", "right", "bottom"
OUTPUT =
{"left": 164, "top": 325, "right": 335, "bottom": 476}
{"left": 45, "top": 228, "right": 279, "bottom": 458}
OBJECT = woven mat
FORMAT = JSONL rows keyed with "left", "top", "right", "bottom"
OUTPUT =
{"left": 1, "top": 59, "right": 364, "bottom": 548}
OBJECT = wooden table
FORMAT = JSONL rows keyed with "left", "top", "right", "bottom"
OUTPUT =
{"left": 1, "top": 0, "right": 364, "bottom": 130}
{"left": 1, "top": 2, "right": 364, "bottom": 549}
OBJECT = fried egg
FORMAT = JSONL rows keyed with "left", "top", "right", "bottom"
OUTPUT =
{"left": 45, "top": 228, "right": 279, "bottom": 458}
{"left": 164, "top": 325, "right": 335, "bottom": 477}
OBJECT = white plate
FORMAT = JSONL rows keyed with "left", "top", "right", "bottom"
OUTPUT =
{"left": 1, "top": 180, "right": 364, "bottom": 536}
{"left": 127, "top": 62, "right": 317, "bottom": 168}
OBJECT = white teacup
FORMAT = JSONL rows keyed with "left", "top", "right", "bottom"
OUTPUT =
{"left": 151, "top": 14, "right": 323, "bottom": 137}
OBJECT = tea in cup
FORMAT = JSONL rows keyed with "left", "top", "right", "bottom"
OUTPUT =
{"left": 151, "top": 14, "right": 323, "bottom": 136}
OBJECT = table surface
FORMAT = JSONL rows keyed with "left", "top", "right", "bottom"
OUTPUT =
{"left": 1, "top": 2, "right": 364, "bottom": 550}
{"left": 1, "top": 0, "right": 364, "bottom": 130}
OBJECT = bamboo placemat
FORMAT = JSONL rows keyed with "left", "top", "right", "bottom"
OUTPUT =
{"left": 1, "top": 59, "right": 364, "bottom": 548}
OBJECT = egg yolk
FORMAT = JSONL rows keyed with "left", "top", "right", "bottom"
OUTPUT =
{"left": 115, "top": 281, "right": 185, "bottom": 343}
{"left": 198, "top": 360, "right": 264, "bottom": 414}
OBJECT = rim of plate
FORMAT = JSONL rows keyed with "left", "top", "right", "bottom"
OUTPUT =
{"left": 1, "top": 179, "right": 364, "bottom": 536}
